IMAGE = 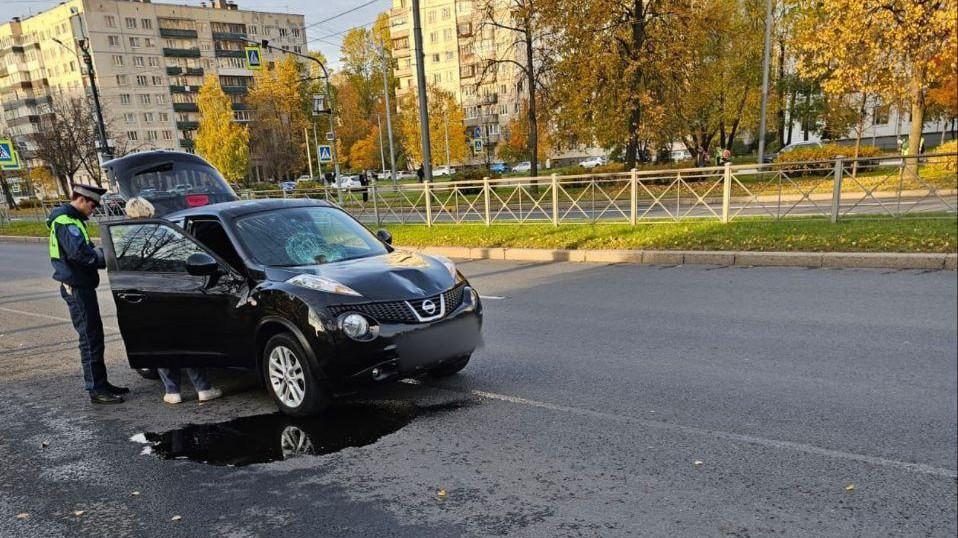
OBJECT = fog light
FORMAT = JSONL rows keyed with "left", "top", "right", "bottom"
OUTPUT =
{"left": 341, "top": 314, "right": 370, "bottom": 339}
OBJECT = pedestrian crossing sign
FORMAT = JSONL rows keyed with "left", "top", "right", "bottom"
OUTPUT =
{"left": 318, "top": 145, "right": 332, "bottom": 163}
{"left": 245, "top": 46, "right": 263, "bottom": 70}
{"left": 0, "top": 139, "right": 20, "bottom": 168}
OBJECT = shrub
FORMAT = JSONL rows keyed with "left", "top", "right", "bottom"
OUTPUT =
{"left": 775, "top": 143, "right": 883, "bottom": 163}
{"left": 294, "top": 180, "right": 324, "bottom": 192}
{"left": 247, "top": 182, "right": 280, "bottom": 192}
{"left": 928, "top": 140, "right": 958, "bottom": 174}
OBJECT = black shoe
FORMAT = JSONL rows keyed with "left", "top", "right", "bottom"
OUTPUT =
{"left": 90, "top": 392, "right": 124, "bottom": 404}
{"left": 105, "top": 383, "right": 130, "bottom": 395}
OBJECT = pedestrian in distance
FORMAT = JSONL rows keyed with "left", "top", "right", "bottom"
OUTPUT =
{"left": 416, "top": 165, "right": 425, "bottom": 183}
{"left": 358, "top": 170, "right": 369, "bottom": 203}
{"left": 48, "top": 184, "right": 129, "bottom": 404}
{"left": 124, "top": 197, "right": 223, "bottom": 405}
{"left": 722, "top": 148, "right": 732, "bottom": 164}
{"left": 714, "top": 146, "right": 723, "bottom": 166}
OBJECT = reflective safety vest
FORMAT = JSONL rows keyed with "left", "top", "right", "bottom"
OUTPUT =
{"left": 48, "top": 214, "right": 91, "bottom": 260}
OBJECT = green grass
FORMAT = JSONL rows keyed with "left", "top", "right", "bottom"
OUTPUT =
{"left": 382, "top": 216, "right": 957, "bottom": 253}
{"left": 4, "top": 215, "right": 954, "bottom": 253}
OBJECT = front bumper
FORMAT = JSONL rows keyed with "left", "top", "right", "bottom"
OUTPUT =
{"left": 321, "top": 287, "right": 483, "bottom": 385}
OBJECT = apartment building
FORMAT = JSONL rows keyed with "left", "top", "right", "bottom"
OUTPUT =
{"left": 390, "top": 0, "right": 524, "bottom": 164}
{"left": 0, "top": 0, "right": 305, "bottom": 178}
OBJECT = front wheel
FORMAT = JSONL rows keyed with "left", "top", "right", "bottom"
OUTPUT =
{"left": 263, "top": 333, "right": 330, "bottom": 417}
{"left": 428, "top": 354, "right": 472, "bottom": 378}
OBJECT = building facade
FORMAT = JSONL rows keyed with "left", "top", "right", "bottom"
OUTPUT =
{"left": 389, "top": 0, "right": 525, "bottom": 164}
{"left": 0, "top": 0, "right": 305, "bottom": 187}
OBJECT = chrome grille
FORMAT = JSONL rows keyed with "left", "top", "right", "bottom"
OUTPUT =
{"left": 328, "top": 283, "right": 467, "bottom": 324}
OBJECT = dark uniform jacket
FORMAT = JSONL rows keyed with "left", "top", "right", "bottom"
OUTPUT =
{"left": 47, "top": 204, "right": 105, "bottom": 289}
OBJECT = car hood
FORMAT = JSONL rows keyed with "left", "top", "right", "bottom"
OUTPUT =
{"left": 265, "top": 251, "right": 455, "bottom": 301}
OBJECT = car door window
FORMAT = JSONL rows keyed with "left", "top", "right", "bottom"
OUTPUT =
{"left": 111, "top": 222, "right": 204, "bottom": 272}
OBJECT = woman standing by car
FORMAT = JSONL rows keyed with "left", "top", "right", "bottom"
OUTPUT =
{"left": 123, "top": 197, "right": 223, "bottom": 405}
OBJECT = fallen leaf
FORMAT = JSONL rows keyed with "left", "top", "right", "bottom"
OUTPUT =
{"left": 171, "top": 515, "right": 182, "bottom": 522}
{"left": 15, "top": 513, "right": 29, "bottom": 520}
{"left": 844, "top": 484, "right": 855, "bottom": 492}
{"left": 72, "top": 510, "right": 85, "bottom": 517}
{"left": 437, "top": 489, "right": 447, "bottom": 499}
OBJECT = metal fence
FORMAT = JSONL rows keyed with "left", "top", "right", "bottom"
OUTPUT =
{"left": 2, "top": 154, "right": 954, "bottom": 229}
{"left": 241, "top": 153, "right": 957, "bottom": 227}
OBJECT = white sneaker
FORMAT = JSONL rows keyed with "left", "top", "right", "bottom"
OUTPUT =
{"left": 197, "top": 388, "right": 223, "bottom": 402}
{"left": 163, "top": 393, "right": 182, "bottom": 404}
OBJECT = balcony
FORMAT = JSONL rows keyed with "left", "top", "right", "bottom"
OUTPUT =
{"left": 179, "top": 138, "right": 195, "bottom": 148}
{"left": 464, "top": 116, "right": 480, "bottom": 127}
{"left": 159, "top": 28, "right": 198, "bottom": 39}
{"left": 169, "top": 85, "right": 197, "bottom": 93}
{"left": 163, "top": 47, "right": 201, "bottom": 58}
{"left": 214, "top": 49, "right": 245, "bottom": 58}
{"left": 165, "top": 66, "right": 182, "bottom": 75}
{"left": 173, "top": 102, "right": 198, "bottom": 112}
{"left": 230, "top": 103, "right": 249, "bottom": 110}
{"left": 185, "top": 67, "right": 204, "bottom": 76}
{"left": 221, "top": 85, "right": 248, "bottom": 94}
{"left": 480, "top": 93, "right": 498, "bottom": 105}
{"left": 212, "top": 31, "right": 247, "bottom": 41}
{"left": 176, "top": 121, "right": 199, "bottom": 130}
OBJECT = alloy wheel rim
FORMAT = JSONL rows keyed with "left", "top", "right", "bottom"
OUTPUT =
{"left": 268, "top": 345, "right": 306, "bottom": 408}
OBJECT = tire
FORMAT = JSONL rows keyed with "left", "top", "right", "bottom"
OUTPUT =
{"left": 428, "top": 354, "right": 472, "bottom": 378}
{"left": 135, "top": 368, "right": 160, "bottom": 380}
{"left": 262, "top": 332, "right": 330, "bottom": 417}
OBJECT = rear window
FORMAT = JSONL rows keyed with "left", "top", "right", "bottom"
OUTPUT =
{"left": 116, "top": 160, "right": 237, "bottom": 216}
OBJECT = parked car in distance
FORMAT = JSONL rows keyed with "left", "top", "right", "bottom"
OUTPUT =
{"left": 296, "top": 175, "right": 313, "bottom": 183}
{"left": 512, "top": 161, "right": 532, "bottom": 173}
{"left": 670, "top": 149, "right": 692, "bottom": 162}
{"left": 433, "top": 166, "right": 456, "bottom": 176}
{"left": 489, "top": 162, "right": 509, "bottom": 173}
{"left": 578, "top": 156, "right": 607, "bottom": 168}
{"left": 764, "top": 141, "right": 823, "bottom": 163}
{"left": 334, "top": 175, "right": 361, "bottom": 189}
{"left": 99, "top": 197, "right": 483, "bottom": 416}
{"left": 280, "top": 181, "right": 297, "bottom": 192}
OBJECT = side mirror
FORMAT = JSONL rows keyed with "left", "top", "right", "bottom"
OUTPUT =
{"left": 375, "top": 229, "right": 393, "bottom": 245}
{"left": 186, "top": 252, "right": 219, "bottom": 276}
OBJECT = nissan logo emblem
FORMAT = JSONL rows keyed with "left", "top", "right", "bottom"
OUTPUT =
{"left": 421, "top": 299, "right": 436, "bottom": 315}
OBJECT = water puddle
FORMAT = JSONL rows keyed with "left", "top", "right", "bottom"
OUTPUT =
{"left": 130, "top": 399, "right": 473, "bottom": 467}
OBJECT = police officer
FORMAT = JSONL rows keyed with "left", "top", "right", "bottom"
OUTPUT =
{"left": 48, "top": 184, "right": 129, "bottom": 404}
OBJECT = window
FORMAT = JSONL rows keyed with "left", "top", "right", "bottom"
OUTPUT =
{"left": 124, "top": 113, "right": 136, "bottom": 123}
{"left": 111, "top": 224, "right": 203, "bottom": 273}
{"left": 116, "top": 74, "right": 129, "bottom": 86}
{"left": 127, "top": 130, "right": 139, "bottom": 141}
{"left": 433, "top": 73, "right": 441, "bottom": 83}
{"left": 136, "top": 75, "right": 148, "bottom": 86}
{"left": 119, "top": 94, "right": 132, "bottom": 105}
{"left": 143, "top": 112, "right": 154, "bottom": 123}
{"left": 428, "top": 10, "right": 436, "bottom": 23}
{"left": 144, "top": 38, "right": 154, "bottom": 48}
{"left": 159, "top": 112, "right": 169, "bottom": 122}
{"left": 148, "top": 57, "right": 159, "bottom": 67}
{"left": 141, "top": 18, "right": 153, "bottom": 30}
{"left": 873, "top": 105, "right": 890, "bottom": 126}
{"left": 147, "top": 130, "right": 158, "bottom": 141}
{"left": 430, "top": 32, "right": 438, "bottom": 44}
{"left": 139, "top": 94, "right": 151, "bottom": 105}
{"left": 444, "top": 28, "right": 453, "bottom": 41}
{"left": 442, "top": 7, "right": 450, "bottom": 19}
{"left": 249, "top": 25, "right": 258, "bottom": 35}
{"left": 133, "top": 56, "right": 145, "bottom": 67}
{"left": 112, "top": 55, "right": 124, "bottom": 66}
{"left": 105, "top": 15, "right": 116, "bottom": 28}
{"left": 392, "top": 37, "right": 408, "bottom": 49}
{"left": 445, "top": 51, "right": 454, "bottom": 60}
{"left": 432, "top": 53, "right": 440, "bottom": 62}
{"left": 125, "top": 17, "right": 137, "bottom": 29}
{"left": 279, "top": 27, "right": 288, "bottom": 37}
{"left": 152, "top": 76, "right": 163, "bottom": 85}
{"left": 155, "top": 94, "right": 167, "bottom": 104}
{"left": 162, "top": 130, "right": 173, "bottom": 140}
{"left": 129, "top": 37, "right": 141, "bottom": 48}
{"left": 292, "top": 27, "right": 300, "bottom": 37}
{"left": 108, "top": 35, "right": 120, "bottom": 47}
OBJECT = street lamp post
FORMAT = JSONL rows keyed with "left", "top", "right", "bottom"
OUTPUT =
{"left": 379, "top": 42, "right": 398, "bottom": 185}
{"left": 52, "top": 37, "right": 114, "bottom": 187}
{"left": 377, "top": 114, "right": 386, "bottom": 174}
{"left": 756, "top": 0, "right": 774, "bottom": 164}
{"left": 411, "top": 0, "right": 432, "bottom": 182}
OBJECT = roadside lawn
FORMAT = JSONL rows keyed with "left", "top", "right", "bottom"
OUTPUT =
{"left": 3, "top": 215, "right": 955, "bottom": 253}
{"left": 382, "top": 217, "right": 957, "bottom": 253}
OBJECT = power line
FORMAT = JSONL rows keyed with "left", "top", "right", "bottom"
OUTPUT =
{"left": 301, "top": 0, "right": 384, "bottom": 31}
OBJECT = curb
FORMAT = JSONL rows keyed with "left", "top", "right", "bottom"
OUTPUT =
{"left": 2, "top": 235, "right": 953, "bottom": 270}
{"left": 402, "top": 245, "right": 957, "bottom": 271}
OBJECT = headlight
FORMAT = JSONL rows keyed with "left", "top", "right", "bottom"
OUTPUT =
{"left": 287, "top": 274, "right": 362, "bottom": 296}
{"left": 436, "top": 256, "right": 457, "bottom": 280}
{"left": 341, "top": 314, "right": 370, "bottom": 339}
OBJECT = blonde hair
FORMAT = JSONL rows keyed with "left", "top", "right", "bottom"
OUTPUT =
{"left": 124, "top": 197, "right": 155, "bottom": 219}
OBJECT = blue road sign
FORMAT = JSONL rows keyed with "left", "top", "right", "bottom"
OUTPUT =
{"left": 318, "top": 145, "right": 333, "bottom": 163}
{"left": 473, "top": 127, "right": 482, "bottom": 139}
{"left": 245, "top": 46, "right": 263, "bottom": 70}
{"left": 473, "top": 139, "right": 483, "bottom": 154}
{"left": 0, "top": 139, "right": 17, "bottom": 167}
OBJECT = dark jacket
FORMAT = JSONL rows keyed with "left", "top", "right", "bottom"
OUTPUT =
{"left": 47, "top": 204, "right": 105, "bottom": 289}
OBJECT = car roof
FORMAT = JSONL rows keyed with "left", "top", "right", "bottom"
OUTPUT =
{"left": 166, "top": 197, "right": 333, "bottom": 220}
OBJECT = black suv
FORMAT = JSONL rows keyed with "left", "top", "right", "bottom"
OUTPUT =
{"left": 100, "top": 151, "right": 482, "bottom": 415}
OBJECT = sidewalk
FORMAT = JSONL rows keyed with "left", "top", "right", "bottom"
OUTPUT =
{"left": 2, "top": 235, "right": 953, "bottom": 270}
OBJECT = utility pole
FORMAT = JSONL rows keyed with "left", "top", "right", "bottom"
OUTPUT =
{"left": 443, "top": 107, "right": 450, "bottom": 168}
{"left": 377, "top": 114, "right": 386, "bottom": 174}
{"left": 756, "top": 0, "right": 774, "bottom": 164}
{"left": 411, "top": 0, "right": 432, "bottom": 182}
{"left": 380, "top": 42, "right": 397, "bottom": 185}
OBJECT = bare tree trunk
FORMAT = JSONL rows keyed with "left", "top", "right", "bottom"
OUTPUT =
{"left": 786, "top": 88, "right": 796, "bottom": 145}
{"left": 803, "top": 87, "right": 812, "bottom": 141}
{"left": 624, "top": 0, "right": 646, "bottom": 169}
{"left": 851, "top": 93, "right": 868, "bottom": 178}
{"left": 905, "top": 75, "right": 925, "bottom": 179}
{"left": 524, "top": 25, "right": 538, "bottom": 179}
{"left": 0, "top": 173, "right": 18, "bottom": 209}
{"left": 776, "top": 38, "right": 786, "bottom": 148}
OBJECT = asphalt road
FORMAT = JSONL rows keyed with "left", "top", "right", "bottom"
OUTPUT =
{"left": 0, "top": 241, "right": 955, "bottom": 537}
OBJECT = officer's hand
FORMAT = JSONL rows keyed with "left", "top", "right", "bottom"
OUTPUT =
{"left": 95, "top": 247, "right": 107, "bottom": 269}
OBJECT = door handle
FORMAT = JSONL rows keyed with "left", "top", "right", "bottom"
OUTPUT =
{"left": 117, "top": 292, "right": 146, "bottom": 304}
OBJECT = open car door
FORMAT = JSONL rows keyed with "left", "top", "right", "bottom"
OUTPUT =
{"left": 100, "top": 219, "right": 252, "bottom": 369}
